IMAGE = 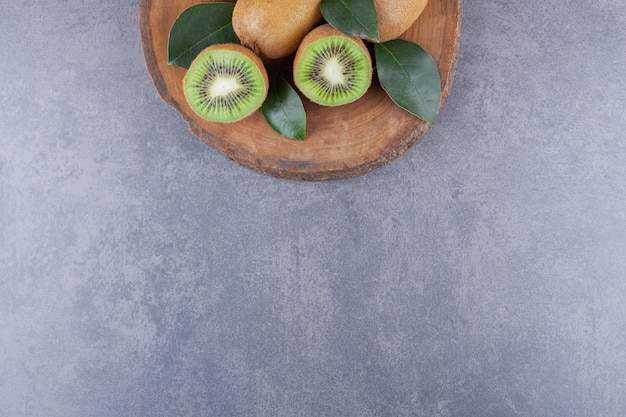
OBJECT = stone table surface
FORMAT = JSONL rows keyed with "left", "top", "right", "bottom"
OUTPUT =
{"left": 1, "top": 1, "right": 625, "bottom": 416}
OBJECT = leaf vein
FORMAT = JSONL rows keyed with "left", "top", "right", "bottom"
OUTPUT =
{"left": 337, "top": 0, "right": 376, "bottom": 38}
{"left": 171, "top": 22, "right": 234, "bottom": 65}
{"left": 379, "top": 43, "right": 429, "bottom": 109}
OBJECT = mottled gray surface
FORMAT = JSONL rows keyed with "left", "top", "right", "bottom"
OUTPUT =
{"left": 1, "top": 0, "right": 625, "bottom": 416}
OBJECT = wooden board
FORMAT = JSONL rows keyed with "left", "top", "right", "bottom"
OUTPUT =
{"left": 139, "top": 0, "right": 462, "bottom": 181}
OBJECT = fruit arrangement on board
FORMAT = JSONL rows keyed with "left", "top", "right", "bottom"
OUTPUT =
{"left": 168, "top": 0, "right": 440, "bottom": 141}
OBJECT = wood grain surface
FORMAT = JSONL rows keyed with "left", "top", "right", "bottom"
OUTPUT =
{"left": 139, "top": 0, "right": 462, "bottom": 180}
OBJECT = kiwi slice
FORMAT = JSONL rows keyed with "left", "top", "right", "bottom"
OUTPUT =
{"left": 294, "top": 25, "right": 372, "bottom": 107}
{"left": 183, "top": 44, "right": 269, "bottom": 123}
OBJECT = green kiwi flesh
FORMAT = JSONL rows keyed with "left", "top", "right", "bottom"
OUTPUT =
{"left": 294, "top": 35, "right": 371, "bottom": 106}
{"left": 183, "top": 45, "right": 268, "bottom": 123}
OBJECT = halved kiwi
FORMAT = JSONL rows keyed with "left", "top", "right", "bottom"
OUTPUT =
{"left": 293, "top": 25, "right": 372, "bottom": 107}
{"left": 183, "top": 44, "right": 269, "bottom": 123}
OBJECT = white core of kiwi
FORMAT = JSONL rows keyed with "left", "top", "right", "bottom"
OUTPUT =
{"left": 210, "top": 77, "right": 241, "bottom": 98}
{"left": 323, "top": 58, "right": 346, "bottom": 85}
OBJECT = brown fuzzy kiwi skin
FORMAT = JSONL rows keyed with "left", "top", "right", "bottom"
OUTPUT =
{"left": 293, "top": 24, "right": 373, "bottom": 107}
{"left": 183, "top": 44, "right": 269, "bottom": 123}
{"left": 232, "top": 0, "right": 323, "bottom": 60}
{"left": 373, "top": 0, "right": 429, "bottom": 42}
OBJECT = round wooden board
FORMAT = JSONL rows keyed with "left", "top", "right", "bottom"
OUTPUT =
{"left": 139, "top": 0, "right": 462, "bottom": 181}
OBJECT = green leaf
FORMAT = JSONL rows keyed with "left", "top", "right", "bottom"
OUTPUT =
{"left": 168, "top": 3, "right": 239, "bottom": 69}
{"left": 374, "top": 40, "right": 442, "bottom": 124}
{"left": 261, "top": 76, "right": 307, "bottom": 141}
{"left": 321, "top": 0, "right": 379, "bottom": 42}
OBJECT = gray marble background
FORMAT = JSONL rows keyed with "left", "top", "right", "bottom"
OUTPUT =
{"left": 1, "top": 0, "right": 625, "bottom": 416}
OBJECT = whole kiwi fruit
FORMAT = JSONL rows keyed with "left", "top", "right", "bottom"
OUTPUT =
{"left": 374, "top": 0, "right": 429, "bottom": 42}
{"left": 232, "top": 0, "right": 323, "bottom": 60}
{"left": 183, "top": 44, "right": 268, "bottom": 123}
{"left": 293, "top": 24, "right": 372, "bottom": 107}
